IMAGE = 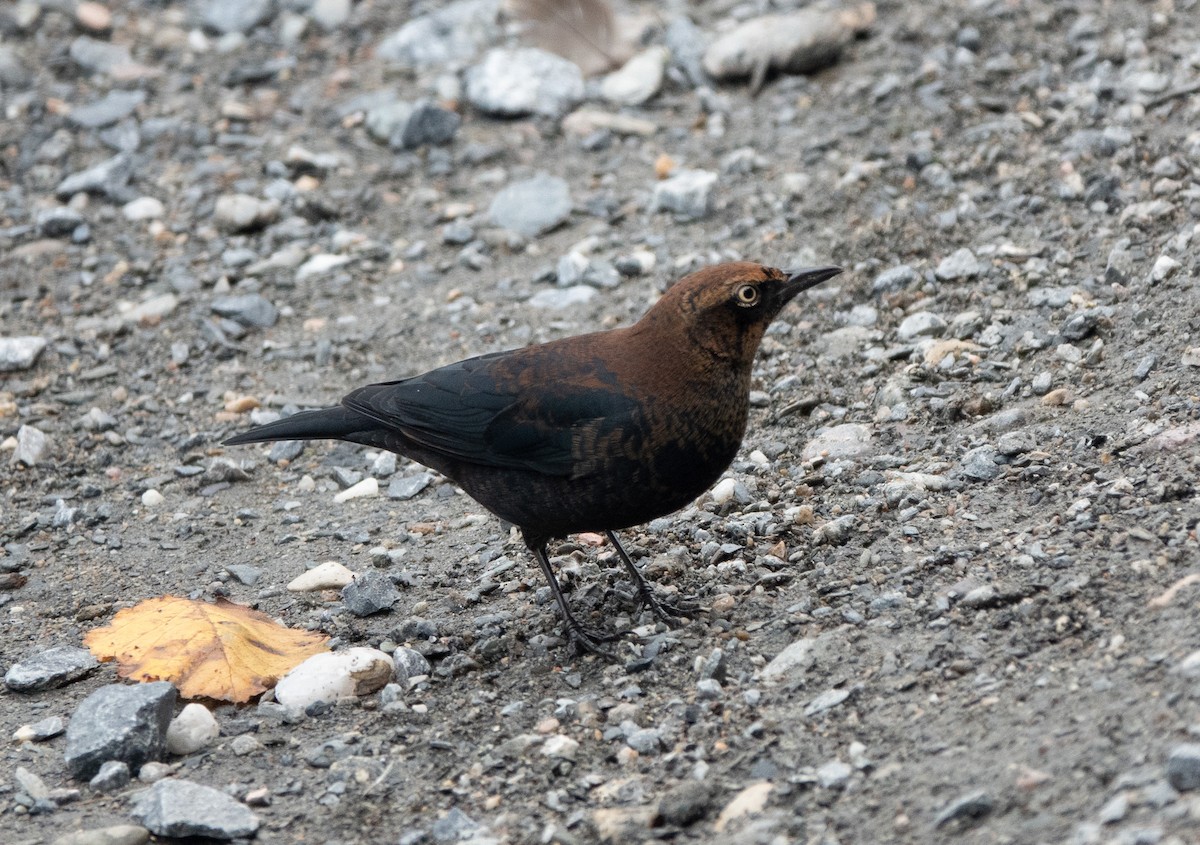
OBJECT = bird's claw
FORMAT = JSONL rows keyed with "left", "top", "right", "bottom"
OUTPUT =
{"left": 564, "top": 620, "right": 631, "bottom": 658}
{"left": 640, "top": 593, "right": 703, "bottom": 627}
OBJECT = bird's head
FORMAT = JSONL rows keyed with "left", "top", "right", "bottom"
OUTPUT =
{"left": 646, "top": 261, "right": 842, "bottom": 363}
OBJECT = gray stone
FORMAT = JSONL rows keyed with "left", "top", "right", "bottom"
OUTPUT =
{"left": 12, "top": 425, "right": 49, "bottom": 467}
{"left": 528, "top": 285, "right": 596, "bottom": 309}
{"left": 89, "top": 760, "right": 131, "bottom": 792}
{"left": 652, "top": 169, "right": 717, "bottom": 220}
{"left": 488, "top": 172, "right": 572, "bottom": 237}
{"left": 366, "top": 99, "right": 460, "bottom": 150}
{"left": 0, "top": 336, "right": 47, "bottom": 372}
{"left": 761, "top": 637, "right": 817, "bottom": 681}
{"left": 699, "top": 647, "right": 727, "bottom": 682}
{"left": 656, "top": 780, "right": 713, "bottom": 826}
{"left": 957, "top": 445, "right": 1000, "bottom": 481}
{"left": 396, "top": 100, "right": 460, "bottom": 149}
{"left": 36, "top": 206, "right": 87, "bottom": 238}
{"left": 377, "top": 0, "right": 500, "bottom": 70}
{"left": 341, "top": 571, "right": 400, "bottom": 616}
{"left": 935, "top": 248, "right": 982, "bottom": 280}
{"left": 392, "top": 646, "right": 431, "bottom": 682}
{"left": 19, "top": 716, "right": 67, "bottom": 742}
{"left": 664, "top": 16, "right": 709, "bottom": 87}
{"left": 805, "top": 688, "right": 851, "bottom": 716}
{"left": 65, "top": 682, "right": 176, "bottom": 780}
{"left": 56, "top": 154, "right": 134, "bottom": 201}
{"left": 872, "top": 264, "right": 919, "bottom": 294}
{"left": 626, "top": 728, "right": 663, "bottom": 754}
{"left": 996, "top": 430, "right": 1035, "bottom": 455}
{"left": 69, "top": 36, "right": 133, "bottom": 74}
{"left": 388, "top": 473, "right": 433, "bottom": 500}
{"left": 934, "top": 789, "right": 994, "bottom": 828}
{"left": 224, "top": 564, "right": 261, "bottom": 585}
{"left": 465, "top": 48, "right": 584, "bottom": 118}
{"left": 5, "top": 646, "right": 98, "bottom": 691}
{"left": 211, "top": 294, "right": 278, "bottom": 328}
{"left": 431, "top": 807, "right": 483, "bottom": 843}
{"left": 69, "top": 90, "right": 146, "bottom": 129}
{"left": 896, "top": 311, "right": 947, "bottom": 340}
{"left": 801, "top": 423, "right": 872, "bottom": 462}
{"left": 696, "top": 679, "right": 722, "bottom": 699}
{"left": 200, "top": 0, "right": 276, "bottom": 34}
{"left": 556, "top": 253, "right": 620, "bottom": 289}
{"left": 1167, "top": 744, "right": 1200, "bottom": 791}
{"left": 817, "top": 759, "right": 852, "bottom": 789}
{"left": 131, "top": 779, "right": 260, "bottom": 839}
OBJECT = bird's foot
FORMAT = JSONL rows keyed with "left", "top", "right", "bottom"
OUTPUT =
{"left": 635, "top": 589, "right": 703, "bottom": 628}
{"left": 563, "top": 619, "right": 630, "bottom": 658}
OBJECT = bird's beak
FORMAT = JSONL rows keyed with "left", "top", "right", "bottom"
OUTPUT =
{"left": 776, "top": 266, "right": 842, "bottom": 306}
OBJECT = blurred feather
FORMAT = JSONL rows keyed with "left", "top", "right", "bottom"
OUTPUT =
{"left": 508, "top": 0, "right": 618, "bottom": 76}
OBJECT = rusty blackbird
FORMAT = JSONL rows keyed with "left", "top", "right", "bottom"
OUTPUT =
{"left": 225, "top": 261, "right": 841, "bottom": 651}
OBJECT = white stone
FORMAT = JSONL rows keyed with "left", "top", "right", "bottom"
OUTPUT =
{"left": 601, "top": 46, "right": 668, "bottom": 105}
{"left": 709, "top": 477, "right": 738, "bottom": 505}
{"left": 801, "top": 423, "right": 873, "bottom": 462}
{"left": 122, "top": 196, "right": 165, "bottom": 221}
{"left": 1152, "top": 254, "right": 1181, "bottom": 282}
{"left": 274, "top": 648, "right": 394, "bottom": 709}
{"left": 213, "top": 194, "right": 279, "bottom": 232}
{"left": 541, "top": 734, "right": 580, "bottom": 759}
{"left": 465, "top": 48, "right": 584, "bottom": 118}
{"left": 120, "top": 293, "right": 178, "bottom": 324}
{"left": 141, "top": 489, "right": 164, "bottom": 507}
{"left": 652, "top": 169, "right": 717, "bottom": 220}
{"left": 12, "top": 425, "right": 47, "bottom": 466}
{"left": 166, "top": 703, "right": 220, "bottom": 756}
{"left": 296, "top": 253, "right": 352, "bottom": 282}
{"left": 287, "top": 561, "right": 355, "bottom": 592}
{"left": 0, "top": 336, "right": 47, "bottom": 372}
{"left": 333, "top": 477, "right": 378, "bottom": 502}
{"left": 528, "top": 285, "right": 596, "bottom": 310}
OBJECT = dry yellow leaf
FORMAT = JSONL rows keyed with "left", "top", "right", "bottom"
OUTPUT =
{"left": 84, "top": 596, "right": 329, "bottom": 703}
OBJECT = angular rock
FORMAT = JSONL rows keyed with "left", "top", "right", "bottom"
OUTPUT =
{"left": 465, "top": 48, "right": 584, "bottom": 118}
{"left": 0, "top": 336, "right": 47, "bottom": 372}
{"left": 5, "top": 645, "right": 98, "bottom": 691}
{"left": 935, "top": 248, "right": 982, "bottom": 280}
{"left": 341, "top": 571, "right": 400, "bottom": 616}
{"left": 68, "top": 90, "right": 146, "bottom": 129}
{"left": 131, "top": 779, "right": 259, "bottom": 839}
{"left": 12, "top": 424, "right": 49, "bottom": 467}
{"left": 528, "top": 285, "right": 596, "bottom": 309}
{"left": 51, "top": 825, "right": 149, "bottom": 845}
{"left": 388, "top": 473, "right": 433, "bottom": 500}
{"left": 56, "top": 154, "right": 134, "bottom": 201}
{"left": 652, "top": 169, "right": 717, "bottom": 220}
{"left": 488, "top": 172, "right": 572, "bottom": 237}
{"left": 376, "top": 0, "right": 500, "bottom": 70}
{"left": 210, "top": 294, "right": 278, "bottom": 328}
{"left": 64, "top": 682, "right": 176, "bottom": 780}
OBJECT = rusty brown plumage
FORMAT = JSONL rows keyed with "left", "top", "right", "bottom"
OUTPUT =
{"left": 225, "top": 261, "right": 841, "bottom": 652}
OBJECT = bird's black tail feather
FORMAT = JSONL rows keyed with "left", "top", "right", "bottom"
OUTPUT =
{"left": 223, "top": 406, "right": 370, "bottom": 446}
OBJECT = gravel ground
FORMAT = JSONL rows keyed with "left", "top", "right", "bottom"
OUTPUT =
{"left": 3, "top": 0, "right": 1200, "bottom": 843}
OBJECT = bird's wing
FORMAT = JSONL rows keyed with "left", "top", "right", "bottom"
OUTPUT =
{"left": 341, "top": 351, "right": 639, "bottom": 478}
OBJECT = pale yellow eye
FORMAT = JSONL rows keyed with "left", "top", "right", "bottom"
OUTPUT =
{"left": 734, "top": 284, "right": 760, "bottom": 306}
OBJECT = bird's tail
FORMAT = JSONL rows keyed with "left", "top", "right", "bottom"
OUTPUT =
{"left": 223, "top": 406, "right": 370, "bottom": 446}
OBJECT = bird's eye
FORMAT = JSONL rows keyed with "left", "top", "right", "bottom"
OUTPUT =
{"left": 734, "top": 284, "right": 760, "bottom": 307}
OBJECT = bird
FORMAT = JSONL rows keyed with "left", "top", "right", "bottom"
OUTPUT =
{"left": 224, "top": 261, "right": 842, "bottom": 652}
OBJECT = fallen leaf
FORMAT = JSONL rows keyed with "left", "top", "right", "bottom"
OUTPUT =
{"left": 84, "top": 596, "right": 329, "bottom": 702}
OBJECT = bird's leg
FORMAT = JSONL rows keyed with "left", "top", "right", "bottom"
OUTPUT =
{"left": 530, "top": 543, "right": 626, "bottom": 655}
{"left": 605, "top": 530, "right": 701, "bottom": 626}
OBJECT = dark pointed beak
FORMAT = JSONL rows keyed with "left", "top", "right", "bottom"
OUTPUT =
{"left": 775, "top": 265, "right": 842, "bottom": 307}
